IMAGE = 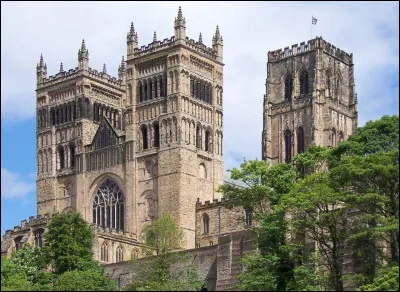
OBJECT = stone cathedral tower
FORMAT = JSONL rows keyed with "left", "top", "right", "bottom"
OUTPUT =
{"left": 262, "top": 37, "right": 358, "bottom": 164}
{"left": 32, "top": 7, "right": 224, "bottom": 261}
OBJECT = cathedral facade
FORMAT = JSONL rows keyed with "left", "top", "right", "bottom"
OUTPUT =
{"left": 2, "top": 8, "right": 224, "bottom": 263}
{"left": 2, "top": 9, "right": 359, "bottom": 275}
{"left": 262, "top": 37, "right": 358, "bottom": 164}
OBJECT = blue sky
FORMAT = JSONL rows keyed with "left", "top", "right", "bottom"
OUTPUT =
{"left": 1, "top": 1, "right": 399, "bottom": 236}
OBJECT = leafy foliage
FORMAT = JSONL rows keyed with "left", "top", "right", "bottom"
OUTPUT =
{"left": 42, "top": 212, "right": 94, "bottom": 274}
{"left": 358, "top": 265, "right": 399, "bottom": 291}
{"left": 53, "top": 260, "right": 117, "bottom": 291}
{"left": 1, "top": 257, "right": 33, "bottom": 291}
{"left": 124, "top": 212, "right": 204, "bottom": 291}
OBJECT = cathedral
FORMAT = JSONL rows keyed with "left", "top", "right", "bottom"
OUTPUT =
{"left": 2, "top": 7, "right": 358, "bottom": 276}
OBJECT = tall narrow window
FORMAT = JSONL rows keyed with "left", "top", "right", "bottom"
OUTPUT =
{"left": 196, "top": 125, "right": 202, "bottom": 149}
{"left": 139, "top": 84, "right": 143, "bottom": 102}
{"left": 69, "top": 145, "right": 75, "bottom": 168}
{"left": 326, "top": 73, "right": 331, "bottom": 96}
{"left": 116, "top": 246, "right": 124, "bottom": 263}
{"left": 297, "top": 127, "right": 304, "bottom": 154}
{"left": 128, "top": 84, "right": 133, "bottom": 104}
{"left": 144, "top": 83, "right": 148, "bottom": 101}
{"left": 153, "top": 122, "right": 160, "bottom": 147}
{"left": 34, "top": 229, "right": 44, "bottom": 248}
{"left": 141, "top": 125, "right": 148, "bottom": 150}
{"left": 205, "top": 130, "right": 211, "bottom": 152}
{"left": 335, "top": 77, "right": 340, "bottom": 97}
{"left": 245, "top": 208, "right": 253, "bottom": 227}
{"left": 338, "top": 131, "right": 344, "bottom": 143}
{"left": 203, "top": 214, "right": 209, "bottom": 235}
{"left": 332, "top": 128, "right": 337, "bottom": 147}
{"left": 284, "top": 129, "right": 292, "bottom": 163}
{"left": 100, "top": 243, "right": 109, "bottom": 262}
{"left": 299, "top": 71, "right": 309, "bottom": 95}
{"left": 190, "top": 79, "right": 194, "bottom": 97}
{"left": 285, "top": 74, "right": 293, "bottom": 101}
{"left": 58, "top": 147, "right": 65, "bottom": 169}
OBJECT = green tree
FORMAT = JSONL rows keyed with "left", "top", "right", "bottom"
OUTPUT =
{"left": 124, "top": 212, "right": 204, "bottom": 291}
{"left": 42, "top": 212, "right": 94, "bottom": 275}
{"left": 53, "top": 260, "right": 117, "bottom": 291}
{"left": 358, "top": 265, "right": 399, "bottom": 291}
{"left": 1, "top": 257, "right": 33, "bottom": 291}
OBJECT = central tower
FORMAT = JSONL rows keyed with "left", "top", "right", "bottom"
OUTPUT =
{"left": 125, "top": 7, "right": 224, "bottom": 248}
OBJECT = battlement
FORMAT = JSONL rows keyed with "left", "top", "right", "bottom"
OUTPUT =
{"left": 196, "top": 197, "right": 230, "bottom": 210}
{"left": 38, "top": 66, "right": 123, "bottom": 89}
{"left": 132, "top": 35, "right": 218, "bottom": 61}
{"left": 4, "top": 213, "right": 54, "bottom": 235}
{"left": 268, "top": 36, "right": 352, "bottom": 64}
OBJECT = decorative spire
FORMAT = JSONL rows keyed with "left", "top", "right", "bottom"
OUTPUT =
{"left": 120, "top": 55, "right": 125, "bottom": 70}
{"left": 59, "top": 62, "right": 64, "bottom": 72}
{"left": 78, "top": 39, "right": 89, "bottom": 59}
{"left": 127, "top": 22, "right": 138, "bottom": 43}
{"left": 198, "top": 33, "right": 203, "bottom": 44}
{"left": 153, "top": 31, "right": 157, "bottom": 42}
{"left": 213, "top": 25, "right": 223, "bottom": 45}
{"left": 39, "top": 54, "right": 44, "bottom": 66}
{"left": 174, "top": 6, "right": 186, "bottom": 28}
{"left": 102, "top": 63, "right": 107, "bottom": 74}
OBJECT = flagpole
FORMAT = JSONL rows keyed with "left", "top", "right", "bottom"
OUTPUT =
{"left": 311, "top": 15, "right": 313, "bottom": 39}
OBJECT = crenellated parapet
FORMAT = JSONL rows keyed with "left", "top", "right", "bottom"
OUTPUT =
{"left": 196, "top": 197, "right": 230, "bottom": 210}
{"left": 268, "top": 36, "right": 352, "bottom": 64}
{"left": 134, "top": 36, "right": 176, "bottom": 57}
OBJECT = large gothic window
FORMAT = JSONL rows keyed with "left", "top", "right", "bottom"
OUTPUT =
{"left": 284, "top": 129, "right": 292, "bottom": 163}
{"left": 14, "top": 236, "right": 23, "bottom": 251}
{"left": 285, "top": 74, "right": 293, "bottom": 101}
{"left": 245, "top": 208, "right": 253, "bottom": 227}
{"left": 205, "top": 130, "right": 211, "bottom": 152}
{"left": 92, "top": 178, "right": 124, "bottom": 231}
{"left": 196, "top": 125, "right": 202, "bottom": 149}
{"left": 299, "top": 71, "right": 309, "bottom": 95}
{"left": 58, "top": 147, "right": 65, "bottom": 170}
{"left": 332, "top": 128, "right": 337, "bottom": 147}
{"left": 338, "top": 131, "right": 344, "bottom": 144}
{"left": 69, "top": 144, "right": 75, "bottom": 168}
{"left": 297, "top": 127, "right": 305, "bottom": 154}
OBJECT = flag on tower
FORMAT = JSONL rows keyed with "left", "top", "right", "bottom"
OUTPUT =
{"left": 312, "top": 16, "right": 317, "bottom": 25}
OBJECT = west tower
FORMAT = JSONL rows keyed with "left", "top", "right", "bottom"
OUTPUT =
{"left": 262, "top": 37, "right": 358, "bottom": 164}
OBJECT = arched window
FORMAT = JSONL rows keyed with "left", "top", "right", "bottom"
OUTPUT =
{"left": 299, "top": 71, "right": 309, "bottom": 95}
{"left": 141, "top": 125, "right": 148, "bottom": 150}
{"left": 144, "top": 83, "right": 148, "bottom": 101}
{"left": 139, "top": 83, "right": 143, "bottom": 102}
{"left": 58, "top": 147, "right": 65, "bottom": 170}
{"left": 34, "top": 229, "right": 44, "bottom": 248}
{"left": 153, "top": 122, "right": 160, "bottom": 148}
{"left": 326, "top": 72, "right": 331, "bottom": 96}
{"left": 297, "top": 127, "right": 305, "bottom": 154}
{"left": 284, "top": 129, "right": 292, "bottom": 163}
{"left": 131, "top": 249, "right": 139, "bottom": 260}
{"left": 245, "top": 208, "right": 253, "bottom": 227}
{"left": 335, "top": 77, "right": 340, "bottom": 98}
{"left": 203, "top": 214, "right": 210, "bottom": 235}
{"left": 69, "top": 144, "right": 75, "bottom": 168}
{"left": 190, "top": 79, "right": 194, "bottom": 97}
{"left": 338, "top": 131, "right": 344, "bottom": 143}
{"left": 14, "top": 236, "right": 23, "bottom": 251}
{"left": 116, "top": 246, "right": 124, "bottom": 263}
{"left": 196, "top": 125, "right": 202, "bottom": 149}
{"left": 92, "top": 178, "right": 124, "bottom": 231}
{"left": 332, "top": 128, "right": 337, "bottom": 147}
{"left": 205, "top": 130, "right": 211, "bottom": 152}
{"left": 126, "top": 83, "right": 132, "bottom": 105}
{"left": 285, "top": 74, "right": 293, "bottom": 101}
{"left": 100, "top": 243, "right": 109, "bottom": 262}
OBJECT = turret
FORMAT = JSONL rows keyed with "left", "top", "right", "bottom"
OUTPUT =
{"left": 127, "top": 22, "right": 138, "bottom": 59}
{"left": 198, "top": 33, "right": 203, "bottom": 44}
{"left": 174, "top": 6, "right": 186, "bottom": 41}
{"left": 212, "top": 26, "right": 223, "bottom": 62}
{"left": 78, "top": 39, "right": 89, "bottom": 71}
{"left": 36, "top": 54, "right": 47, "bottom": 84}
{"left": 118, "top": 56, "right": 126, "bottom": 84}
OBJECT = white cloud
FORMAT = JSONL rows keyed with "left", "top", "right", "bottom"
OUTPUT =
{"left": 1, "top": 168, "right": 35, "bottom": 199}
{"left": 1, "top": 1, "right": 398, "bottom": 171}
